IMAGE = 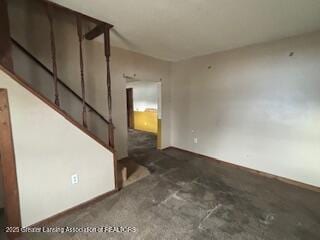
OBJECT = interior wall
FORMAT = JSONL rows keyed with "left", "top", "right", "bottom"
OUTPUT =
{"left": 171, "top": 31, "right": 320, "bottom": 187}
{"left": 126, "top": 82, "right": 158, "bottom": 133}
{"left": 8, "top": 0, "right": 171, "bottom": 159}
{"left": 99, "top": 44, "right": 171, "bottom": 152}
{"left": 126, "top": 81, "right": 158, "bottom": 112}
{"left": 0, "top": 68, "right": 115, "bottom": 227}
{"left": 133, "top": 111, "right": 158, "bottom": 134}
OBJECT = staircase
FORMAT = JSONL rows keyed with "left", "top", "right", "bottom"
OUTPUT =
{"left": 11, "top": 38, "right": 113, "bottom": 149}
{"left": 8, "top": 0, "right": 115, "bottom": 150}
{"left": 0, "top": 0, "right": 117, "bottom": 239}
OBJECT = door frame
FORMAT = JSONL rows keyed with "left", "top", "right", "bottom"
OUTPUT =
{"left": 126, "top": 88, "right": 134, "bottom": 129}
{"left": 0, "top": 89, "right": 22, "bottom": 240}
{"left": 125, "top": 80, "right": 163, "bottom": 149}
{"left": 156, "top": 81, "right": 162, "bottom": 149}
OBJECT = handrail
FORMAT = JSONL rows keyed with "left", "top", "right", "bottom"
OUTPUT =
{"left": 0, "top": 64, "right": 114, "bottom": 152}
{"left": 11, "top": 38, "right": 111, "bottom": 126}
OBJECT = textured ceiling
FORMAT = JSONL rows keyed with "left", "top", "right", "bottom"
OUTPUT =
{"left": 50, "top": 0, "right": 320, "bottom": 61}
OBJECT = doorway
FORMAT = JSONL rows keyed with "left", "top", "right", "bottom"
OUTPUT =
{"left": 118, "top": 79, "right": 161, "bottom": 188}
{"left": 126, "top": 80, "right": 161, "bottom": 153}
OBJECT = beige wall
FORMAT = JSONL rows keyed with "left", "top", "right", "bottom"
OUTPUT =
{"left": 8, "top": 0, "right": 171, "bottom": 159}
{"left": 0, "top": 69, "right": 115, "bottom": 227}
{"left": 10, "top": 0, "right": 319, "bottom": 191}
{"left": 126, "top": 81, "right": 159, "bottom": 112}
{"left": 88, "top": 44, "right": 171, "bottom": 157}
{"left": 170, "top": 31, "right": 320, "bottom": 187}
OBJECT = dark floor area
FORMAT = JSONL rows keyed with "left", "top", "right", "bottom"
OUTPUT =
{"left": 128, "top": 128, "right": 157, "bottom": 156}
{"left": 25, "top": 130, "right": 320, "bottom": 240}
{"left": 117, "top": 129, "right": 156, "bottom": 187}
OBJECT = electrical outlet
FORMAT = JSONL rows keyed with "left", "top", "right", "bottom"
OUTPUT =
{"left": 71, "top": 174, "right": 79, "bottom": 184}
{"left": 194, "top": 138, "right": 198, "bottom": 144}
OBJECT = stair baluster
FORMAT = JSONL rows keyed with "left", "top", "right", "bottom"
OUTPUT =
{"left": 76, "top": 15, "right": 87, "bottom": 128}
{"left": 45, "top": 3, "right": 60, "bottom": 107}
{"left": 6, "top": 0, "right": 116, "bottom": 150}
{"left": 104, "top": 25, "right": 114, "bottom": 148}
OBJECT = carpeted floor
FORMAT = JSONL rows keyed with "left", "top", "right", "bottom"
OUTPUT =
{"left": 128, "top": 128, "right": 157, "bottom": 156}
{"left": 24, "top": 130, "right": 320, "bottom": 240}
{"left": 116, "top": 129, "right": 156, "bottom": 188}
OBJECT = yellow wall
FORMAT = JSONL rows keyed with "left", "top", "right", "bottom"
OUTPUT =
{"left": 134, "top": 110, "right": 158, "bottom": 134}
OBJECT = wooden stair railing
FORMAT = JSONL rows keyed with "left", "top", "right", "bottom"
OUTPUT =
{"left": 0, "top": 1, "right": 118, "bottom": 240}
{"left": 11, "top": 38, "right": 111, "bottom": 128}
{"left": 4, "top": 0, "right": 115, "bottom": 150}
{"left": 0, "top": 64, "right": 114, "bottom": 152}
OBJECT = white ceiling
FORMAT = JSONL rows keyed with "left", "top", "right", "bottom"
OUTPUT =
{"left": 51, "top": 0, "right": 320, "bottom": 61}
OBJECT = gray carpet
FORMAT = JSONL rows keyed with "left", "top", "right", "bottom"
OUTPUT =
{"left": 25, "top": 131, "right": 320, "bottom": 240}
{"left": 128, "top": 129, "right": 157, "bottom": 157}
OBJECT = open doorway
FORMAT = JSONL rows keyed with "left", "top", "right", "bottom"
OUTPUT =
{"left": 126, "top": 80, "right": 161, "bottom": 155}
{"left": 118, "top": 78, "right": 161, "bottom": 188}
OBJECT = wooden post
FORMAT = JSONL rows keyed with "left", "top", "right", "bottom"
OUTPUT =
{"left": 0, "top": 89, "right": 22, "bottom": 240}
{"left": 104, "top": 25, "right": 114, "bottom": 148}
{"left": 0, "top": 0, "right": 13, "bottom": 71}
{"left": 76, "top": 15, "right": 87, "bottom": 128}
{"left": 46, "top": 3, "right": 60, "bottom": 106}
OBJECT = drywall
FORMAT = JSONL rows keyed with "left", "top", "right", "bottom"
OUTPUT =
{"left": 8, "top": 0, "right": 171, "bottom": 158}
{"left": 133, "top": 111, "right": 158, "bottom": 134}
{"left": 126, "top": 82, "right": 158, "bottom": 112}
{"left": 126, "top": 82, "right": 159, "bottom": 133}
{"left": 171, "top": 31, "right": 320, "bottom": 187}
{"left": 109, "top": 47, "right": 170, "bottom": 151}
{"left": 0, "top": 69, "right": 115, "bottom": 227}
